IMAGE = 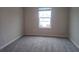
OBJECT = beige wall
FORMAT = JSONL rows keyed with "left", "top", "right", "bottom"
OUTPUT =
{"left": 0, "top": 8, "right": 23, "bottom": 49}
{"left": 70, "top": 8, "right": 79, "bottom": 48}
{"left": 24, "top": 7, "right": 69, "bottom": 37}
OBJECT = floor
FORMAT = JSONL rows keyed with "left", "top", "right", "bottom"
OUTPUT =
{"left": 0, "top": 36, "right": 79, "bottom": 52}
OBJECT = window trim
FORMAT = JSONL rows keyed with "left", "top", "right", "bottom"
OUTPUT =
{"left": 38, "top": 8, "right": 52, "bottom": 28}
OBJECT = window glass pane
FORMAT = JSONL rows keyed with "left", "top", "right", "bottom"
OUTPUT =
{"left": 39, "top": 22, "right": 50, "bottom": 28}
{"left": 39, "top": 11, "right": 51, "bottom": 17}
{"left": 39, "top": 18, "right": 51, "bottom": 22}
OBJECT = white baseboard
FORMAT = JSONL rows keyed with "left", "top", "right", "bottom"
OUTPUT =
{"left": 24, "top": 34, "right": 68, "bottom": 38}
{"left": 70, "top": 39, "right": 79, "bottom": 49}
{"left": 0, "top": 34, "right": 23, "bottom": 50}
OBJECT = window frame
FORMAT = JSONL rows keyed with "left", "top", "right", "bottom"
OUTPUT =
{"left": 38, "top": 8, "right": 52, "bottom": 28}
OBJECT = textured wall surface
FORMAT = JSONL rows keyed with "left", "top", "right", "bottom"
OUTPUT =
{"left": 70, "top": 8, "right": 79, "bottom": 48}
{"left": 0, "top": 8, "right": 23, "bottom": 48}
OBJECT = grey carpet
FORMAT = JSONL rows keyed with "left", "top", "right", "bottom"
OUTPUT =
{"left": 0, "top": 36, "right": 79, "bottom": 52}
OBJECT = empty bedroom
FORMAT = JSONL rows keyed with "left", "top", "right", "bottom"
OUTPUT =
{"left": 0, "top": 7, "right": 79, "bottom": 52}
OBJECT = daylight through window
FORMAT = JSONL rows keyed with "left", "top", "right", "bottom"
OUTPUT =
{"left": 38, "top": 8, "right": 52, "bottom": 28}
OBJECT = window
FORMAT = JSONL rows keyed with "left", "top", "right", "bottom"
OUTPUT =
{"left": 38, "top": 8, "right": 52, "bottom": 28}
